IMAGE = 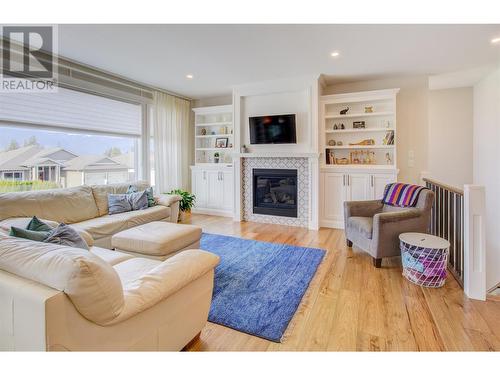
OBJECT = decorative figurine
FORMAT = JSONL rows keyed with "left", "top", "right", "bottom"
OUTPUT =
{"left": 333, "top": 123, "right": 338, "bottom": 130}
{"left": 340, "top": 107, "right": 350, "bottom": 115}
{"left": 337, "top": 141, "right": 343, "bottom": 146}
{"left": 364, "top": 106, "right": 373, "bottom": 113}
{"left": 201, "top": 128, "right": 207, "bottom": 135}
{"left": 386, "top": 152, "right": 392, "bottom": 165}
{"left": 349, "top": 139, "right": 375, "bottom": 146}
{"left": 328, "top": 139, "right": 336, "bottom": 146}
{"left": 341, "top": 123, "right": 345, "bottom": 130}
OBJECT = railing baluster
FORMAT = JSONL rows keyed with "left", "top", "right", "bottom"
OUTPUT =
{"left": 423, "top": 178, "right": 464, "bottom": 287}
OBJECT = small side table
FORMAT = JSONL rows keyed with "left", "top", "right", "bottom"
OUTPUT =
{"left": 399, "top": 232, "right": 450, "bottom": 288}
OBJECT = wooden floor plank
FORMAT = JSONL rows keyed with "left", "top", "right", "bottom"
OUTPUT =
{"left": 183, "top": 214, "right": 500, "bottom": 351}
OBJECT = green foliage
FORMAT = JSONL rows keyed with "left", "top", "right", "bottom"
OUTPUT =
{"left": 0, "top": 180, "right": 60, "bottom": 193}
{"left": 167, "top": 189, "right": 196, "bottom": 212}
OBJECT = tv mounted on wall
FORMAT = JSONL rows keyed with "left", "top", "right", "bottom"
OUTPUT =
{"left": 249, "top": 114, "right": 297, "bottom": 144}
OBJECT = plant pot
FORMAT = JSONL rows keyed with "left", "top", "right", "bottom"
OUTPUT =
{"left": 214, "top": 157, "right": 219, "bottom": 164}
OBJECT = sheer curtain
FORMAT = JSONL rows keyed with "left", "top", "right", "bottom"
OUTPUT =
{"left": 152, "top": 91, "right": 190, "bottom": 194}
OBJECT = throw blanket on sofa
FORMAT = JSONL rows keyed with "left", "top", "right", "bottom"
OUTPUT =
{"left": 382, "top": 183, "right": 427, "bottom": 207}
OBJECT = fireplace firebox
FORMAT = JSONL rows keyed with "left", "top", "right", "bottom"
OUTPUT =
{"left": 252, "top": 168, "right": 298, "bottom": 218}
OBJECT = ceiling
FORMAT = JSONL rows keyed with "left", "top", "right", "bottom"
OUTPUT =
{"left": 57, "top": 24, "right": 500, "bottom": 99}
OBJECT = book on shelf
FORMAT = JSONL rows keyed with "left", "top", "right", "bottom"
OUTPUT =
{"left": 383, "top": 130, "right": 394, "bottom": 145}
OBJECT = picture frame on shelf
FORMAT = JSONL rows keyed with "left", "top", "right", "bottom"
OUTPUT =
{"left": 353, "top": 121, "right": 366, "bottom": 129}
{"left": 215, "top": 137, "right": 229, "bottom": 148}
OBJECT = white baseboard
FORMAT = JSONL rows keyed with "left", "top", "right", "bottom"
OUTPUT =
{"left": 191, "top": 207, "right": 233, "bottom": 218}
{"left": 319, "top": 219, "right": 344, "bottom": 229}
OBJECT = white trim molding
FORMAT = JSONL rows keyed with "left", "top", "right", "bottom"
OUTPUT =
{"left": 464, "top": 184, "right": 487, "bottom": 301}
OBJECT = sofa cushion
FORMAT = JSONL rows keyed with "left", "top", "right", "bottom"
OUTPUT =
{"left": 348, "top": 216, "right": 374, "bottom": 239}
{"left": 0, "top": 235, "right": 124, "bottom": 325}
{"left": 90, "top": 246, "right": 134, "bottom": 266}
{"left": 91, "top": 181, "right": 150, "bottom": 216}
{"left": 113, "top": 257, "right": 162, "bottom": 286}
{"left": 71, "top": 205, "right": 170, "bottom": 241}
{"left": 0, "top": 186, "right": 99, "bottom": 223}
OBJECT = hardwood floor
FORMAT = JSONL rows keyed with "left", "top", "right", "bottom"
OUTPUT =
{"left": 182, "top": 214, "right": 500, "bottom": 351}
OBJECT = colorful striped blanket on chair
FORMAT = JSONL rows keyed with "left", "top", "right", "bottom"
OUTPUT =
{"left": 382, "top": 183, "right": 427, "bottom": 207}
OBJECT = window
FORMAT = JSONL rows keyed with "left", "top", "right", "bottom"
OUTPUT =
{"left": 0, "top": 87, "right": 145, "bottom": 193}
{"left": 0, "top": 125, "right": 139, "bottom": 192}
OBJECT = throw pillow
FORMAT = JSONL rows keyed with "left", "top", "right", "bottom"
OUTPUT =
{"left": 145, "top": 186, "right": 156, "bottom": 207}
{"left": 126, "top": 185, "right": 138, "bottom": 194}
{"left": 43, "top": 223, "right": 89, "bottom": 250}
{"left": 9, "top": 226, "right": 52, "bottom": 242}
{"left": 26, "top": 216, "right": 54, "bottom": 232}
{"left": 108, "top": 194, "right": 132, "bottom": 215}
{"left": 127, "top": 185, "right": 156, "bottom": 207}
{"left": 127, "top": 190, "right": 148, "bottom": 211}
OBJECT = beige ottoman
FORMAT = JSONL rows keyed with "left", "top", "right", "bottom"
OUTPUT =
{"left": 111, "top": 221, "right": 202, "bottom": 260}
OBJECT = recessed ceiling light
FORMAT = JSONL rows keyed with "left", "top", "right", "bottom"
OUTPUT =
{"left": 330, "top": 51, "right": 340, "bottom": 57}
{"left": 186, "top": 74, "right": 194, "bottom": 79}
{"left": 491, "top": 37, "right": 500, "bottom": 44}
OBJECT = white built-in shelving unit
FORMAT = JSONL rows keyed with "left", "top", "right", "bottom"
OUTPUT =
{"left": 193, "top": 104, "right": 233, "bottom": 166}
{"left": 319, "top": 89, "right": 400, "bottom": 229}
{"left": 320, "top": 89, "right": 399, "bottom": 170}
{"left": 191, "top": 104, "right": 234, "bottom": 217}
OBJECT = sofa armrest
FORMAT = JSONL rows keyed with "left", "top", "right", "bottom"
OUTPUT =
{"left": 108, "top": 249, "right": 219, "bottom": 324}
{"left": 371, "top": 209, "right": 428, "bottom": 258}
{"left": 344, "top": 200, "right": 383, "bottom": 219}
{"left": 156, "top": 193, "right": 182, "bottom": 207}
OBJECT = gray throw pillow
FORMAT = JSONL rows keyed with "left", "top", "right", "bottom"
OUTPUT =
{"left": 43, "top": 223, "right": 89, "bottom": 250}
{"left": 108, "top": 194, "right": 132, "bottom": 215}
{"left": 127, "top": 185, "right": 155, "bottom": 207}
{"left": 127, "top": 190, "right": 148, "bottom": 211}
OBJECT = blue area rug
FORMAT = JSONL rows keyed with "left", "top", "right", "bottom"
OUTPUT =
{"left": 200, "top": 233, "right": 325, "bottom": 342}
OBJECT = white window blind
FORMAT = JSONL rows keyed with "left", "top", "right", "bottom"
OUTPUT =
{"left": 0, "top": 87, "right": 142, "bottom": 136}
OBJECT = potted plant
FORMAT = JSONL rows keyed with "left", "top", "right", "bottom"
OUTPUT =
{"left": 214, "top": 152, "right": 220, "bottom": 164}
{"left": 167, "top": 189, "right": 196, "bottom": 222}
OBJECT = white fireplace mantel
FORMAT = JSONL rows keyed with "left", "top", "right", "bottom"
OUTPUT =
{"left": 235, "top": 152, "right": 320, "bottom": 159}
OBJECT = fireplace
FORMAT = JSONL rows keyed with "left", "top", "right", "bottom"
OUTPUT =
{"left": 252, "top": 168, "right": 298, "bottom": 218}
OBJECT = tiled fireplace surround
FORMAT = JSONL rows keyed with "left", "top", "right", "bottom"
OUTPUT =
{"left": 242, "top": 157, "right": 310, "bottom": 227}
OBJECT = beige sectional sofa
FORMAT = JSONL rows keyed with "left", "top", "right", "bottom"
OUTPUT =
{"left": 0, "top": 234, "right": 219, "bottom": 351}
{"left": 0, "top": 181, "right": 181, "bottom": 248}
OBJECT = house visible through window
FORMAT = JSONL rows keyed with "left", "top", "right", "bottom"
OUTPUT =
{"left": 0, "top": 126, "right": 139, "bottom": 192}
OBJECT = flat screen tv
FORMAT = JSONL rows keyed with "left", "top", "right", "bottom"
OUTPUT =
{"left": 249, "top": 114, "right": 297, "bottom": 144}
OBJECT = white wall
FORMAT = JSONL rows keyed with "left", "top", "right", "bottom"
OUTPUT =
{"left": 428, "top": 87, "right": 473, "bottom": 188}
{"left": 473, "top": 66, "right": 500, "bottom": 290}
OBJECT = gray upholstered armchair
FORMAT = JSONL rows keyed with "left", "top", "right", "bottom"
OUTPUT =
{"left": 343, "top": 188, "right": 435, "bottom": 268}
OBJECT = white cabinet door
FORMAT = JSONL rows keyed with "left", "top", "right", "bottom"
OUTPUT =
{"left": 220, "top": 170, "right": 234, "bottom": 212}
{"left": 371, "top": 173, "right": 396, "bottom": 200}
{"left": 321, "top": 172, "right": 346, "bottom": 223}
{"left": 207, "top": 170, "right": 222, "bottom": 208}
{"left": 346, "top": 173, "right": 371, "bottom": 201}
{"left": 192, "top": 169, "right": 208, "bottom": 208}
